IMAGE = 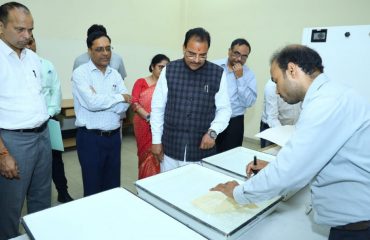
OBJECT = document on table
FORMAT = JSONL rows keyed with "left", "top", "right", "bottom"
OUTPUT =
{"left": 48, "top": 119, "right": 64, "bottom": 151}
{"left": 255, "top": 125, "right": 295, "bottom": 147}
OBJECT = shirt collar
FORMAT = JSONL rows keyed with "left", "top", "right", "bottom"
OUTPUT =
{"left": 87, "top": 59, "right": 112, "bottom": 75}
{"left": 219, "top": 58, "right": 228, "bottom": 68}
{"left": 302, "top": 73, "right": 329, "bottom": 108}
{"left": 219, "top": 57, "right": 249, "bottom": 73}
{"left": 0, "top": 39, "right": 28, "bottom": 58}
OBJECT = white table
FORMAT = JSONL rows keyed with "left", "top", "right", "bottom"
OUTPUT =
{"left": 244, "top": 185, "right": 329, "bottom": 239}
{"left": 21, "top": 188, "right": 207, "bottom": 240}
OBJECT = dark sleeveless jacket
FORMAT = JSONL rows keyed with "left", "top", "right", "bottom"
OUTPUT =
{"left": 162, "top": 59, "right": 223, "bottom": 161}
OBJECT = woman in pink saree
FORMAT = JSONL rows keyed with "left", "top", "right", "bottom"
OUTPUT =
{"left": 131, "top": 54, "right": 170, "bottom": 179}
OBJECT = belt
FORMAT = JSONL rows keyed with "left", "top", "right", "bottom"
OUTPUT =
{"left": 334, "top": 221, "right": 370, "bottom": 231}
{"left": 81, "top": 127, "right": 120, "bottom": 137}
{"left": 2, "top": 121, "right": 48, "bottom": 133}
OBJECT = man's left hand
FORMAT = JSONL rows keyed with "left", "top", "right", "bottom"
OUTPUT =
{"left": 210, "top": 181, "right": 239, "bottom": 199}
{"left": 200, "top": 132, "right": 215, "bottom": 149}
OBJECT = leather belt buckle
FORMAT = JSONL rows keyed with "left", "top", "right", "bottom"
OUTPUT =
{"left": 97, "top": 129, "right": 118, "bottom": 137}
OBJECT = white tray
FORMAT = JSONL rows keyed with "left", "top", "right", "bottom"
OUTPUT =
{"left": 135, "top": 164, "right": 281, "bottom": 240}
{"left": 202, "top": 147, "right": 276, "bottom": 181}
{"left": 22, "top": 188, "right": 207, "bottom": 240}
{"left": 202, "top": 147, "right": 298, "bottom": 200}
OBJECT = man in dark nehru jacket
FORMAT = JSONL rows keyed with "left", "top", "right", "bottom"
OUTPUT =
{"left": 151, "top": 27, "right": 231, "bottom": 172}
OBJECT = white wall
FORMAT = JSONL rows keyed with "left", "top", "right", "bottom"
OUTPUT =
{"left": 186, "top": 0, "right": 370, "bottom": 139}
{"left": 15, "top": 0, "right": 370, "bottom": 139}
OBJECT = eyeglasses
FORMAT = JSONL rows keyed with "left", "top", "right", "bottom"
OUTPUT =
{"left": 92, "top": 46, "right": 113, "bottom": 53}
{"left": 184, "top": 51, "right": 207, "bottom": 61}
{"left": 231, "top": 51, "right": 248, "bottom": 60}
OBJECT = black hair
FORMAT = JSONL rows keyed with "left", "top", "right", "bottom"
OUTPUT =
{"left": 149, "top": 54, "right": 170, "bottom": 72}
{"left": 230, "top": 38, "right": 251, "bottom": 53}
{"left": 271, "top": 45, "right": 324, "bottom": 75}
{"left": 87, "top": 24, "right": 107, "bottom": 36}
{"left": 183, "top": 27, "right": 211, "bottom": 48}
{"left": 0, "top": 2, "right": 30, "bottom": 26}
{"left": 86, "top": 31, "right": 111, "bottom": 48}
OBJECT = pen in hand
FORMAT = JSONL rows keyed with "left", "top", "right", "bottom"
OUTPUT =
{"left": 251, "top": 155, "right": 259, "bottom": 175}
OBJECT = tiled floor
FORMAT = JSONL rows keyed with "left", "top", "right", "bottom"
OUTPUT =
{"left": 52, "top": 132, "right": 138, "bottom": 205}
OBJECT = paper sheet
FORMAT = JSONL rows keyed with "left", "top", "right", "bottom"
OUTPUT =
{"left": 255, "top": 125, "right": 295, "bottom": 147}
{"left": 192, "top": 191, "right": 257, "bottom": 214}
{"left": 48, "top": 119, "right": 64, "bottom": 151}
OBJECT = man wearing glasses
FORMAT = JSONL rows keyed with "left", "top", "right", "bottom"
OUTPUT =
{"left": 73, "top": 24, "right": 127, "bottom": 81}
{"left": 151, "top": 27, "right": 231, "bottom": 172}
{"left": 72, "top": 31, "right": 131, "bottom": 196}
{"left": 214, "top": 38, "right": 257, "bottom": 153}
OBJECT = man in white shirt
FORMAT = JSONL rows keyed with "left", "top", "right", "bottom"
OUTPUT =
{"left": 260, "top": 79, "right": 301, "bottom": 147}
{"left": 151, "top": 27, "right": 231, "bottom": 172}
{"left": 214, "top": 38, "right": 257, "bottom": 153}
{"left": 0, "top": 2, "right": 52, "bottom": 239}
{"left": 73, "top": 24, "right": 128, "bottom": 134}
{"left": 72, "top": 31, "right": 131, "bottom": 197}
{"left": 212, "top": 44, "right": 370, "bottom": 240}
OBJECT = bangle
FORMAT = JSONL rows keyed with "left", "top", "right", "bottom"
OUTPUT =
{"left": 0, "top": 148, "right": 9, "bottom": 157}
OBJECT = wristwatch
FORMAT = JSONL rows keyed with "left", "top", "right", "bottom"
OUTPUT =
{"left": 146, "top": 114, "right": 150, "bottom": 123}
{"left": 208, "top": 129, "right": 217, "bottom": 140}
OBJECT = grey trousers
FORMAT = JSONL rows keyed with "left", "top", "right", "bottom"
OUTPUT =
{"left": 0, "top": 128, "right": 52, "bottom": 240}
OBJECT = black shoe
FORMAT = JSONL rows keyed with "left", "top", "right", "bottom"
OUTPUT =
{"left": 57, "top": 192, "right": 74, "bottom": 203}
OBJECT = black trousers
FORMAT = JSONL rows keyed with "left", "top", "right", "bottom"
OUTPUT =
{"left": 52, "top": 150, "right": 69, "bottom": 194}
{"left": 259, "top": 121, "right": 274, "bottom": 148}
{"left": 329, "top": 227, "right": 370, "bottom": 240}
{"left": 216, "top": 115, "right": 244, "bottom": 153}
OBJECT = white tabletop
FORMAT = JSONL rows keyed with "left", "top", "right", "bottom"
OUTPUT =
{"left": 242, "top": 185, "right": 329, "bottom": 239}
{"left": 21, "top": 188, "right": 207, "bottom": 240}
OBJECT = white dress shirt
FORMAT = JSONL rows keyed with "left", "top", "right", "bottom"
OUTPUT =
{"left": 233, "top": 74, "right": 370, "bottom": 227}
{"left": 261, "top": 80, "right": 301, "bottom": 127}
{"left": 72, "top": 60, "right": 129, "bottom": 131}
{"left": 213, "top": 58, "right": 257, "bottom": 117}
{"left": 0, "top": 39, "right": 48, "bottom": 129}
{"left": 151, "top": 65, "right": 231, "bottom": 144}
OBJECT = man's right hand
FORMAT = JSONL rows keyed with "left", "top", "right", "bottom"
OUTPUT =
{"left": 246, "top": 159, "right": 269, "bottom": 178}
{"left": 232, "top": 63, "right": 244, "bottom": 79}
{"left": 0, "top": 154, "right": 20, "bottom": 180}
{"left": 151, "top": 144, "right": 164, "bottom": 163}
{"left": 122, "top": 94, "right": 132, "bottom": 103}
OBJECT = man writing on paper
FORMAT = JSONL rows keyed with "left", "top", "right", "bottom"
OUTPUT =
{"left": 212, "top": 45, "right": 370, "bottom": 240}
